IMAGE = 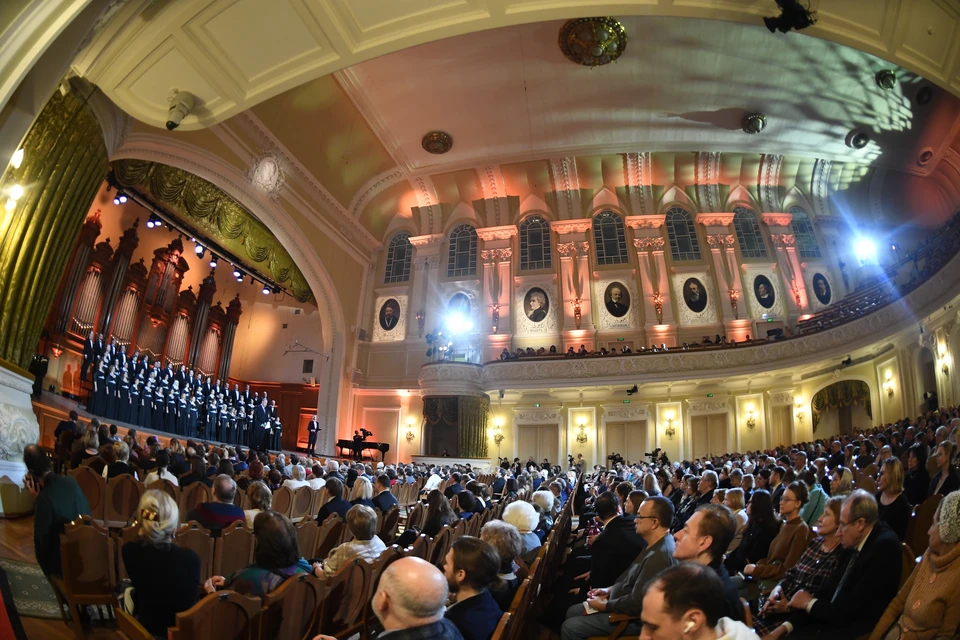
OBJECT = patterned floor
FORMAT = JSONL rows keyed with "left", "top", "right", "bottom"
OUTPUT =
{"left": 0, "top": 557, "right": 61, "bottom": 620}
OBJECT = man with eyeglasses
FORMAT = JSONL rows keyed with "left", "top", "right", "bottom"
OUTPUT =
{"left": 765, "top": 489, "right": 900, "bottom": 640}
{"left": 559, "top": 496, "right": 678, "bottom": 640}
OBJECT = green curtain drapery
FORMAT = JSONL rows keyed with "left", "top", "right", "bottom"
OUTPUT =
{"left": 811, "top": 380, "right": 872, "bottom": 432}
{"left": 112, "top": 159, "right": 314, "bottom": 303}
{"left": 423, "top": 397, "right": 458, "bottom": 425}
{"left": 458, "top": 395, "right": 489, "bottom": 459}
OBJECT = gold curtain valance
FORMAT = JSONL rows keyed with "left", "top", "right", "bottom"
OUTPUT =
{"left": 112, "top": 159, "right": 314, "bottom": 303}
{"left": 811, "top": 380, "right": 872, "bottom": 432}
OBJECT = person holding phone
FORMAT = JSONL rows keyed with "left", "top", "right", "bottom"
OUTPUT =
{"left": 22, "top": 444, "right": 90, "bottom": 578}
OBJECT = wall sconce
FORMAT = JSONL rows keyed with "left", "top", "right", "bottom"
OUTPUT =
{"left": 573, "top": 297, "right": 582, "bottom": 330}
{"left": 745, "top": 404, "right": 757, "bottom": 430}
{"left": 728, "top": 289, "right": 740, "bottom": 319}
{"left": 883, "top": 372, "right": 895, "bottom": 397}
{"left": 664, "top": 410, "right": 676, "bottom": 439}
{"left": 652, "top": 292, "right": 664, "bottom": 325}
{"left": 405, "top": 417, "right": 416, "bottom": 443}
{"left": 576, "top": 416, "right": 588, "bottom": 444}
{"left": 490, "top": 302, "right": 500, "bottom": 334}
{"left": 794, "top": 398, "right": 805, "bottom": 425}
{"left": 492, "top": 416, "right": 505, "bottom": 446}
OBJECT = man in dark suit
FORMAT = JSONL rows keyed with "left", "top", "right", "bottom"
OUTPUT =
{"left": 373, "top": 474, "right": 399, "bottom": 513}
{"left": 443, "top": 537, "right": 502, "bottom": 640}
{"left": 93, "top": 333, "right": 105, "bottom": 363}
{"left": 252, "top": 397, "right": 269, "bottom": 453}
{"left": 444, "top": 473, "right": 464, "bottom": 500}
{"left": 582, "top": 492, "right": 647, "bottom": 589}
{"left": 770, "top": 466, "right": 786, "bottom": 512}
{"left": 54, "top": 410, "right": 80, "bottom": 440}
{"left": 777, "top": 490, "right": 901, "bottom": 640}
{"left": 372, "top": 556, "right": 464, "bottom": 640}
{"left": 490, "top": 470, "right": 505, "bottom": 497}
{"left": 827, "top": 441, "right": 845, "bottom": 471}
{"left": 316, "top": 478, "right": 351, "bottom": 523}
{"left": 81, "top": 331, "right": 95, "bottom": 382}
{"left": 306, "top": 414, "right": 319, "bottom": 453}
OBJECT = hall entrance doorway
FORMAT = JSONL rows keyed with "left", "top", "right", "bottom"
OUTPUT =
{"left": 605, "top": 421, "right": 648, "bottom": 464}
{"left": 517, "top": 423, "right": 558, "bottom": 465}
{"left": 690, "top": 414, "right": 727, "bottom": 459}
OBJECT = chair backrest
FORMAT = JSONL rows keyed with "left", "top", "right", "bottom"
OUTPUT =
{"left": 308, "top": 487, "right": 322, "bottom": 517}
{"left": 407, "top": 502, "right": 425, "bottom": 530}
{"left": 378, "top": 505, "right": 400, "bottom": 543}
{"left": 404, "top": 534, "right": 430, "bottom": 559}
{"left": 429, "top": 525, "right": 453, "bottom": 567}
{"left": 900, "top": 542, "right": 919, "bottom": 589}
{"left": 740, "top": 598, "right": 753, "bottom": 627}
{"left": 906, "top": 494, "right": 943, "bottom": 556}
{"left": 466, "top": 513, "right": 482, "bottom": 537}
{"left": 452, "top": 518, "right": 468, "bottom": 539}
{"left": 169, "top": 590, "right": 262, "bottom": 640}
{"left": 295, "top": 518, "right": 321, "bottom": 560}
{"left": 115, "top": 606, "right": 153, "bottom": 640}
{"left": 274, "top": 487, "right": 294, "bottom": 517}
{"left": 69, "top": 466, "right": 106, "bottom": 522}
{"left": 147, "top": 479, "right": 178, "bottom": 503}
{"left": 177, "top": 521, "right": 215, "bottom": 584}
{"left": 259, "top": 573, "right": 326, "bottom": 640}
{"left": 319, "top": 558, "right": 372, "bottom": 636}
{"left": 60, "top": 516, "right": 116, "bottom": 596}
{"left": 105, "top": 475, "right": 144, "bottom": 527}
{"left": 179, "top": 483, "right": 212, "bottom": 523}
{"left": 369, "top": 545, "right": 404, "bottom": 592}
{"left": 857, "top": 475, "right": 877, "bottom": 494}
{"left": 115, "top": 523, "right": 141, "bottom": 581}
{"left": 291, "top": 487, "right": 313, "bottom": 521}
{"left": 215, "top": 522, "right": 256, "bottom": 578}
{"left": 315, "top": 515, "right": 345, "bottom": 561}
{"left": 450, "top": 494, "right": 460, "bottom": 511}
{"left": 490, "top": 612, "right": 511, "bottom": 640}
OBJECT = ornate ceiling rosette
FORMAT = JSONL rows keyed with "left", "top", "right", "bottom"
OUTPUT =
{"left": 111, "top": 159, "right": 314, "bottom": 303}
{"left": 558, "top": 17, "right": 627, "bottom": 67}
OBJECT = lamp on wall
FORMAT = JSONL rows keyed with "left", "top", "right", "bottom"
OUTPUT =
{"left": 664, "top": 410, "right": 676, "bottom": 439}
{"left": 405, "top": 417, "right": 416, "bottom": 443}
{"left": 883, "top": 371, "right": 895, "bottom": 397}
{"left": 491, "top": 416, "right": 505, "bottom": 458}
{"left": 745, "top": 404, "right": 757, "bottom": 429}
{"left": 576, "top": 416, "right": 588, "bottom": 444}
{"left": 794, "top": 398, "right": 805, "bottom": 425}
{"left": 652, "top": 292, "right": 664, "bottom": 325}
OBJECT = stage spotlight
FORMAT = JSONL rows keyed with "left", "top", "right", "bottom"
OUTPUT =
{"left": 146, "top": 214, "right": 161, "bottom": 228}
{"left": 853, "top": 236, "right": 877, "bottom": 265}
{"left": 233, "top": 267, "right": 242, "bottom": 278}
{"left": 262, "top": 284, "right": 270, "bottom": 295}
{"left": 209, "top": 255, "right": 218, "bottom": 269}
{"left": 194, "top": 243, "right": 205, "bottom": 258}
{"left": 444, "top": 311, "right": 473, "bottom": 335}
{"left": 113, "top": 191, "right": 128, "bottom": 205}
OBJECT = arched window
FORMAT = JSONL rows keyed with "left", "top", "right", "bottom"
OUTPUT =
{"left": 592, "top": 210, "right": 628, "bottom": 265}
{"left": 446, "top": 224, "right": 478, "bottom": 277}
{"left": 789, "top": 207, "right": 821, "bottom": 258}
{"left": 733, "top": 206, "right": 768, "bottom": 259}
{"left": 383, "top": 232, "right": 412, "bottom": 283}
{"left": 665, "top": 206, "right": 701, "bottom": 261}
{"left": 519, "top": 216, "right": 552, "bottom": 271}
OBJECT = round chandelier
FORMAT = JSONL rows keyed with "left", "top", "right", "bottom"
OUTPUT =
{"left": 558, "top": 17, "right": 627, "bottom": 67}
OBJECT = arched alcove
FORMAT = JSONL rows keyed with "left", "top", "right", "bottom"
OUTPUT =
{"left": 811, "top": 379, "right": 873, "bottom": 436}
{"left": 917, "top": 346, "right": 938, "bottom": 412}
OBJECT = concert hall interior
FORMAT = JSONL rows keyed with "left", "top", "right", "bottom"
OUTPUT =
{"left": 3, "top": 1, "right": 960, "bottom": 639}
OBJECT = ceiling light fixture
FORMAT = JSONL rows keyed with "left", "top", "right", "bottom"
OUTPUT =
{"left": 113, "top": 192, "right": 128, "bottom": 205}
{"left": 421, "top": 131, "right": 453, "bottom": 155}
{"left": 209, "top": 255, "right": 218, "bottom": 269}
{"left": 233, "top": 267, "right": 242, "bottom": 278}
{"left": 741, "top": 113, "right": 766, "bottom": 134}
{"left": 262, "top": 285, "right": 270, "bottom": 295}
{"left": 763, "top": 0, "right": 817, "bottom": 34}
{"left": 10, "top": 148, "right": 24, "bottom": 169}
{"left": 875, "top": 69, "right": 897, "bottom": 90}
{"left": 846, "top": 131, "right": 870, "bottom": 149}
{"left": 558, "top": 17, "right": 627, "bottom": 67}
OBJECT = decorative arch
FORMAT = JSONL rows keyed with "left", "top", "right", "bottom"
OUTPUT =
{"left": 443, "top": 201, "right": 480, "bottom": 234}
{"left": 725, "top": 184, "right": 762, "bottom": 213}
{"left": 808, "top": 376, "right": 878, "bottom": 434}
{"left": 111, "top": 132, "right": 347, "bottom": 450}
{"left": 589, "top": 186, "right": 627, "bottom": 213}
{"left": 782, "top": 186, "right": 816, "bottom": 217}
{"left": 518, "top": 194, "right": 553, "bottom": 219}
{"left": 381, "top": 210, "right": 419, "bottom": 241}
{"left": 658, "top": 185, "right": 698, "bottom": 214}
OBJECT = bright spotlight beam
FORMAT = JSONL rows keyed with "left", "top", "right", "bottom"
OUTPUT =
{"left": 853, "top": 237, "right": 877, "bottom": 265}
{"left": 444, "top": 311, "right": 472, "bottom": 335}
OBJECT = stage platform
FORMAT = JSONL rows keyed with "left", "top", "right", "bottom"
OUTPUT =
{"left": 31, "top": 391, "right": 330, "bottom": 461}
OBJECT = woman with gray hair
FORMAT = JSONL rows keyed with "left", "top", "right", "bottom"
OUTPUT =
{"left": 503, "top": 500, "right": 541, "bottom": 563}
{"left": 481, "top": 519, "right": 523, "bottom": 610}
{"left": 122, "top": 490, "right": 200, "bottom": 638}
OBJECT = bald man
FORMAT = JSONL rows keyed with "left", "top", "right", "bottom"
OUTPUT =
{"left": 369, "top": 557, "right": 463, "bottom": 640}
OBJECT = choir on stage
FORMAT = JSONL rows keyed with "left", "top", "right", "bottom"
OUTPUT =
{"left": 82, "top": 332, "right": 282, "bottom": 451}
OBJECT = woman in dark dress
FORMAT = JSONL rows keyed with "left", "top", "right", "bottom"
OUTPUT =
{"left": 177, "top": 392, "right": 188, "bottom": 437}
{"left": 903, "top": 443, "right": 931, "bottom": 506}
{"left": 118, "top": 372, "right": 131, "bottom": 424}
{"left": 129, "top": 376, "right": 140, "bottom": 426}
{"left": 139, "top": 381, "right": 152, "bottom": 429}
{"left": 421, "top": 489, "right": 458, "bottom": 537}
{"left": 90, "top": 362, "right": 107, "bottom": 416}
{"left": 929, "top": 441, "right": 960, "bottom": 498}
{"left": 219, "top": 406, "right": 229, "bottom": 444}
{"left": 152, "top": 385, "right": 164, "bottom": 432}
{"left": 164, "top": 387, "right": 177, "bottom": 433}
{"left": 123, "top": 490, "right": 200, "bottom": 638}
{"left": 105, "top": 365, "right": 118, "bottom": 420}
{"left": 188, "top": 395, "right": 199, "bottom": 439}
{"left": 724, "top": 489, "right": 782, "bottom": 574}
{"left": 876, "top": 458, "right": 911, "bottom": 541}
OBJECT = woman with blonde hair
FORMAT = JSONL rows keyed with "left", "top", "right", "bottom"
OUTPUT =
{"left": 877, "top": 457, "right": 910, "bottom": 541}
{"left": 245, "top": 480, "right": 272, "bottom": 528}
{"left": 349, "top": 475, "right": 375, "bottom": 509}
{"left": 122, "top": 490, "right": 200, "bottom": 638}
{"left": 724, "top": 487, "right": 748, "bottom": 553}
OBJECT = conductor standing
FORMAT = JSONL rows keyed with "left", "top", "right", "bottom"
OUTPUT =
{"left": 253, "top": 397, "right": 270, "bottom": 453}
{"left": 307, "top": 415, "right": 319, "bottom": 454}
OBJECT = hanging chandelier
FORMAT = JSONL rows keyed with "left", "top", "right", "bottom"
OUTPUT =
{"left": 558, "top": 17, "right": 627, "bottom": 67}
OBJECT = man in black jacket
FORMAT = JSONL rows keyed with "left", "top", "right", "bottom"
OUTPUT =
{"left": 81, "top": 332, "right": 95, "bottom": 382}
{"left": 252, "top": 397, "right": 269, "bottom": 453}
{"left": 581, "top": 492, "right": 647, "bottom": 588}
{"left": 373, "top": 474, "right": 399, "bottom": 513}
{"left": 316, "top": 478, "right": 351, "bottom": 523}
{"left": 773, "top": 490, "right": 901, "bottom": 640}
{"left": 444, "top": 472, "right": 464, "bottom": 499}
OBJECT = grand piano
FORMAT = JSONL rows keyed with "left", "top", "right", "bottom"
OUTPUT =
{"left": 337, "top": 439, "right": 390, "bottom": 461}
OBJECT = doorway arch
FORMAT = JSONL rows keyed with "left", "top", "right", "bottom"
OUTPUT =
{"left": 809, "top": 378, "right": 874, "bottom": 437}
{"left": 112, "top": 132, "right": 348, "bottom": 452}
{"left": 917, "top": 346, "right": 938, "bottom": 413}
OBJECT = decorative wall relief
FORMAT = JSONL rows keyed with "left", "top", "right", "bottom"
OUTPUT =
{"left": 597, "top": 277, "right": 638, "bottom": 330}
{"left": 515, "top": 282, "right": 558, "bottom": 336}
{"left": 603, "top": 405, "right": 649, "bottom": 420}
{"left": 673, "top": 273, "right": 717, "bottom": 325}
{"left": 372, "top": 295, "right": 407, "bottom": 342}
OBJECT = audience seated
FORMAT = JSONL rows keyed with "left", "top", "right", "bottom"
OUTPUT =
{"left": 929, "top": 441, "right": 960, "bottom": 497}
{"left": 904, "top": 444, "right": 931, "bottom": 506}
{"left": 723, "top": 488, "right": 748, "bottom": 553}
{"left": 443, "top": 536, "right": 503, "bottom": 640}
{"left": 244, "top": 480, "right": 272, "bottom": 528}
{"left": 870, "top": 489, "right": 960, "bottom": 640}
{"left": 321, "top": 504, "right": 386, "bottom": 575}
{"left": 457, "top": 490, "right": 478, "bottom": 520}
{"left": 724, "top": 490, "right": 780, "bottom": 575}
{"left": 503, "top": 500, "right": 541, "bottom": 564}
{"left": 23, "top": 444, "right": 90, "bottom": 578}
{"left": 479, "top": 520, "right": 522, "bottom": 611}
{"left": 371, "top": 556, "right": 464, "bottom": 640}
{"left": 350, "top": 476, "right": 376, "bottom": 509}
{"left": 143, "top": 450, "right": 177, "bottom": 486}
{"left": 70, "top": 426, "right": 99, "bottom": 469}
{"left": 282, "top": 464, "right": 308, "bottom": 490}
{"left": 422, "top": 489, "right": 459, "bottom": 537}
{"left": 876, "top": 458, "right": 911, "bottom": 541}
{"left": 741, "top": 481, "right": 810, "bottom": 586}
{"left": 673, "top": 504, "right": 744, "bottom": 622}
{"left": 316, "top": 477, "right": 351, "bottom": 523}
{"left": 185, "top": 474, "right": 244, "bottom": 534}
{"left": 373, "top": 474, "right": 399, "bottom": 513}
{"left": 104, "top": 441, "right": 138, "bottom": 481}
{"left": 798, "top": 470, "right": 826, "bottom": 527}
{"left": 122, "top": 490, "right": 200, "bottom": 637}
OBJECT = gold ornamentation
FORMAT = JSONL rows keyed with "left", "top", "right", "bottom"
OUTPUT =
{"left": 113, "top": 159, "right": 313, "bottom": 303}
{"left": 421, "top": 131, "right": 453, "bottom": 154}
{"left": 558, "top": 17, "right": 627, "bottom": 67}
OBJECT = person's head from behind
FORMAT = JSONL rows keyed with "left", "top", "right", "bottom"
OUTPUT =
{"left": 376, "top": 474, "right": 391, "bottom": 492}
{"left": 443, "top": 536, "right": 499, "bottom": 594}
{"left": 458, "top": 490, "right": 476, "bottom": 514}
{"left": 480, "top": 520, "right": 522, "bottom": 574}
{"left": 639, "top": 562, "right": 728, "bottom": 640}
{"left": 352, "top": 476, "right": 373, "bottom": 502}
{"left": 594, "top": 491, "right": 620, "bottom": 521}
{"left": 532, "top": 489, "right": 555, "bottom": 514}
{"left": 372, "top": 557, "right": 449, "bottom": 629}
{"left": 247, "top": 480, "right": 272, "bottom": 511}
{"left": 839, "top": 490, "right": 879, "bottom": 549}
{"left": 930, "top": 490, "right": 960, "bottom": 555}
{"left": 502, "top": 500, "right": 538, "bottom": 534}
{"left": 213, "top": 474, "right": 237, "bottom": 504}
{"left": 673, "top": 505, "right": 734, "bottom": 565}
{"left": 138, "top": 490, "right": 179, "bottom": 546}
{"left": 253, "top": 511, "right": 300, "bottom": 570}
{"left": 23, "top": 444, "right": 52, "bottom": 482}
{"left": 324, "top": 477, "right": 344, "bottom": 500}
{"left": 346, "top": 504, "right": 378, "bottom": 541}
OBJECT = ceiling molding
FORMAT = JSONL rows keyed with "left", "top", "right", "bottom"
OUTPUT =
{"left": 694, "top": 151, "right": 721, "bottom": 214}
{"left": 476, "top": 164, "right": 508, "bottom": 227}
{"left": 349, "top": 168, "right": 405, "bottom": 220}
{"left": 334, "top": 67, "right": 413, "bottom": 173}
{"left": 550, "top": 157, "right": 582, "bottom": 220}
{"left": 623, "top": 152, "right": 653, "bottom": 216}
{"left": 758, "top": 154, "right": 784, "bottom": 213}
{"left": 410, "top": 175, "right": 441, "bottom": 235}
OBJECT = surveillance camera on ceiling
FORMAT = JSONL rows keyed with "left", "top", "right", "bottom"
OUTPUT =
{"left": 166, "top": 89, "right": 195, "bottom": 130}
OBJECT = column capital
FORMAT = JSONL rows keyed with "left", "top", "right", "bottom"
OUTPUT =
{"left": 633, "top": 237, "right": 665, "bottom": 251}
{"left": 696, "top": 212, "right": 735, "bottom": 227}
{"left": 706, "top": 234, "right": 736, "bottom": 248}
{"left": 771, "top": 233, "right": 796, "bottom": 248}
{"left": 625, "top": 214, "right": 666, "bottom": 230}
{"left": 558, "top": 241, "right": 589, "bottom": 257}
{"left": 476, "top": 225, "right": 517, "bottom": 242}
{"left": 761, "top": 212, "right": 794, "bottom": 227}
{"left": 552, "top": 220, "right": 592, "bottom": 236}
{"left": 409, "top": 233, "right": 445, "bottom": 247}
{"left": 480, "top": 248, "right": 513, "bottom": 263}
